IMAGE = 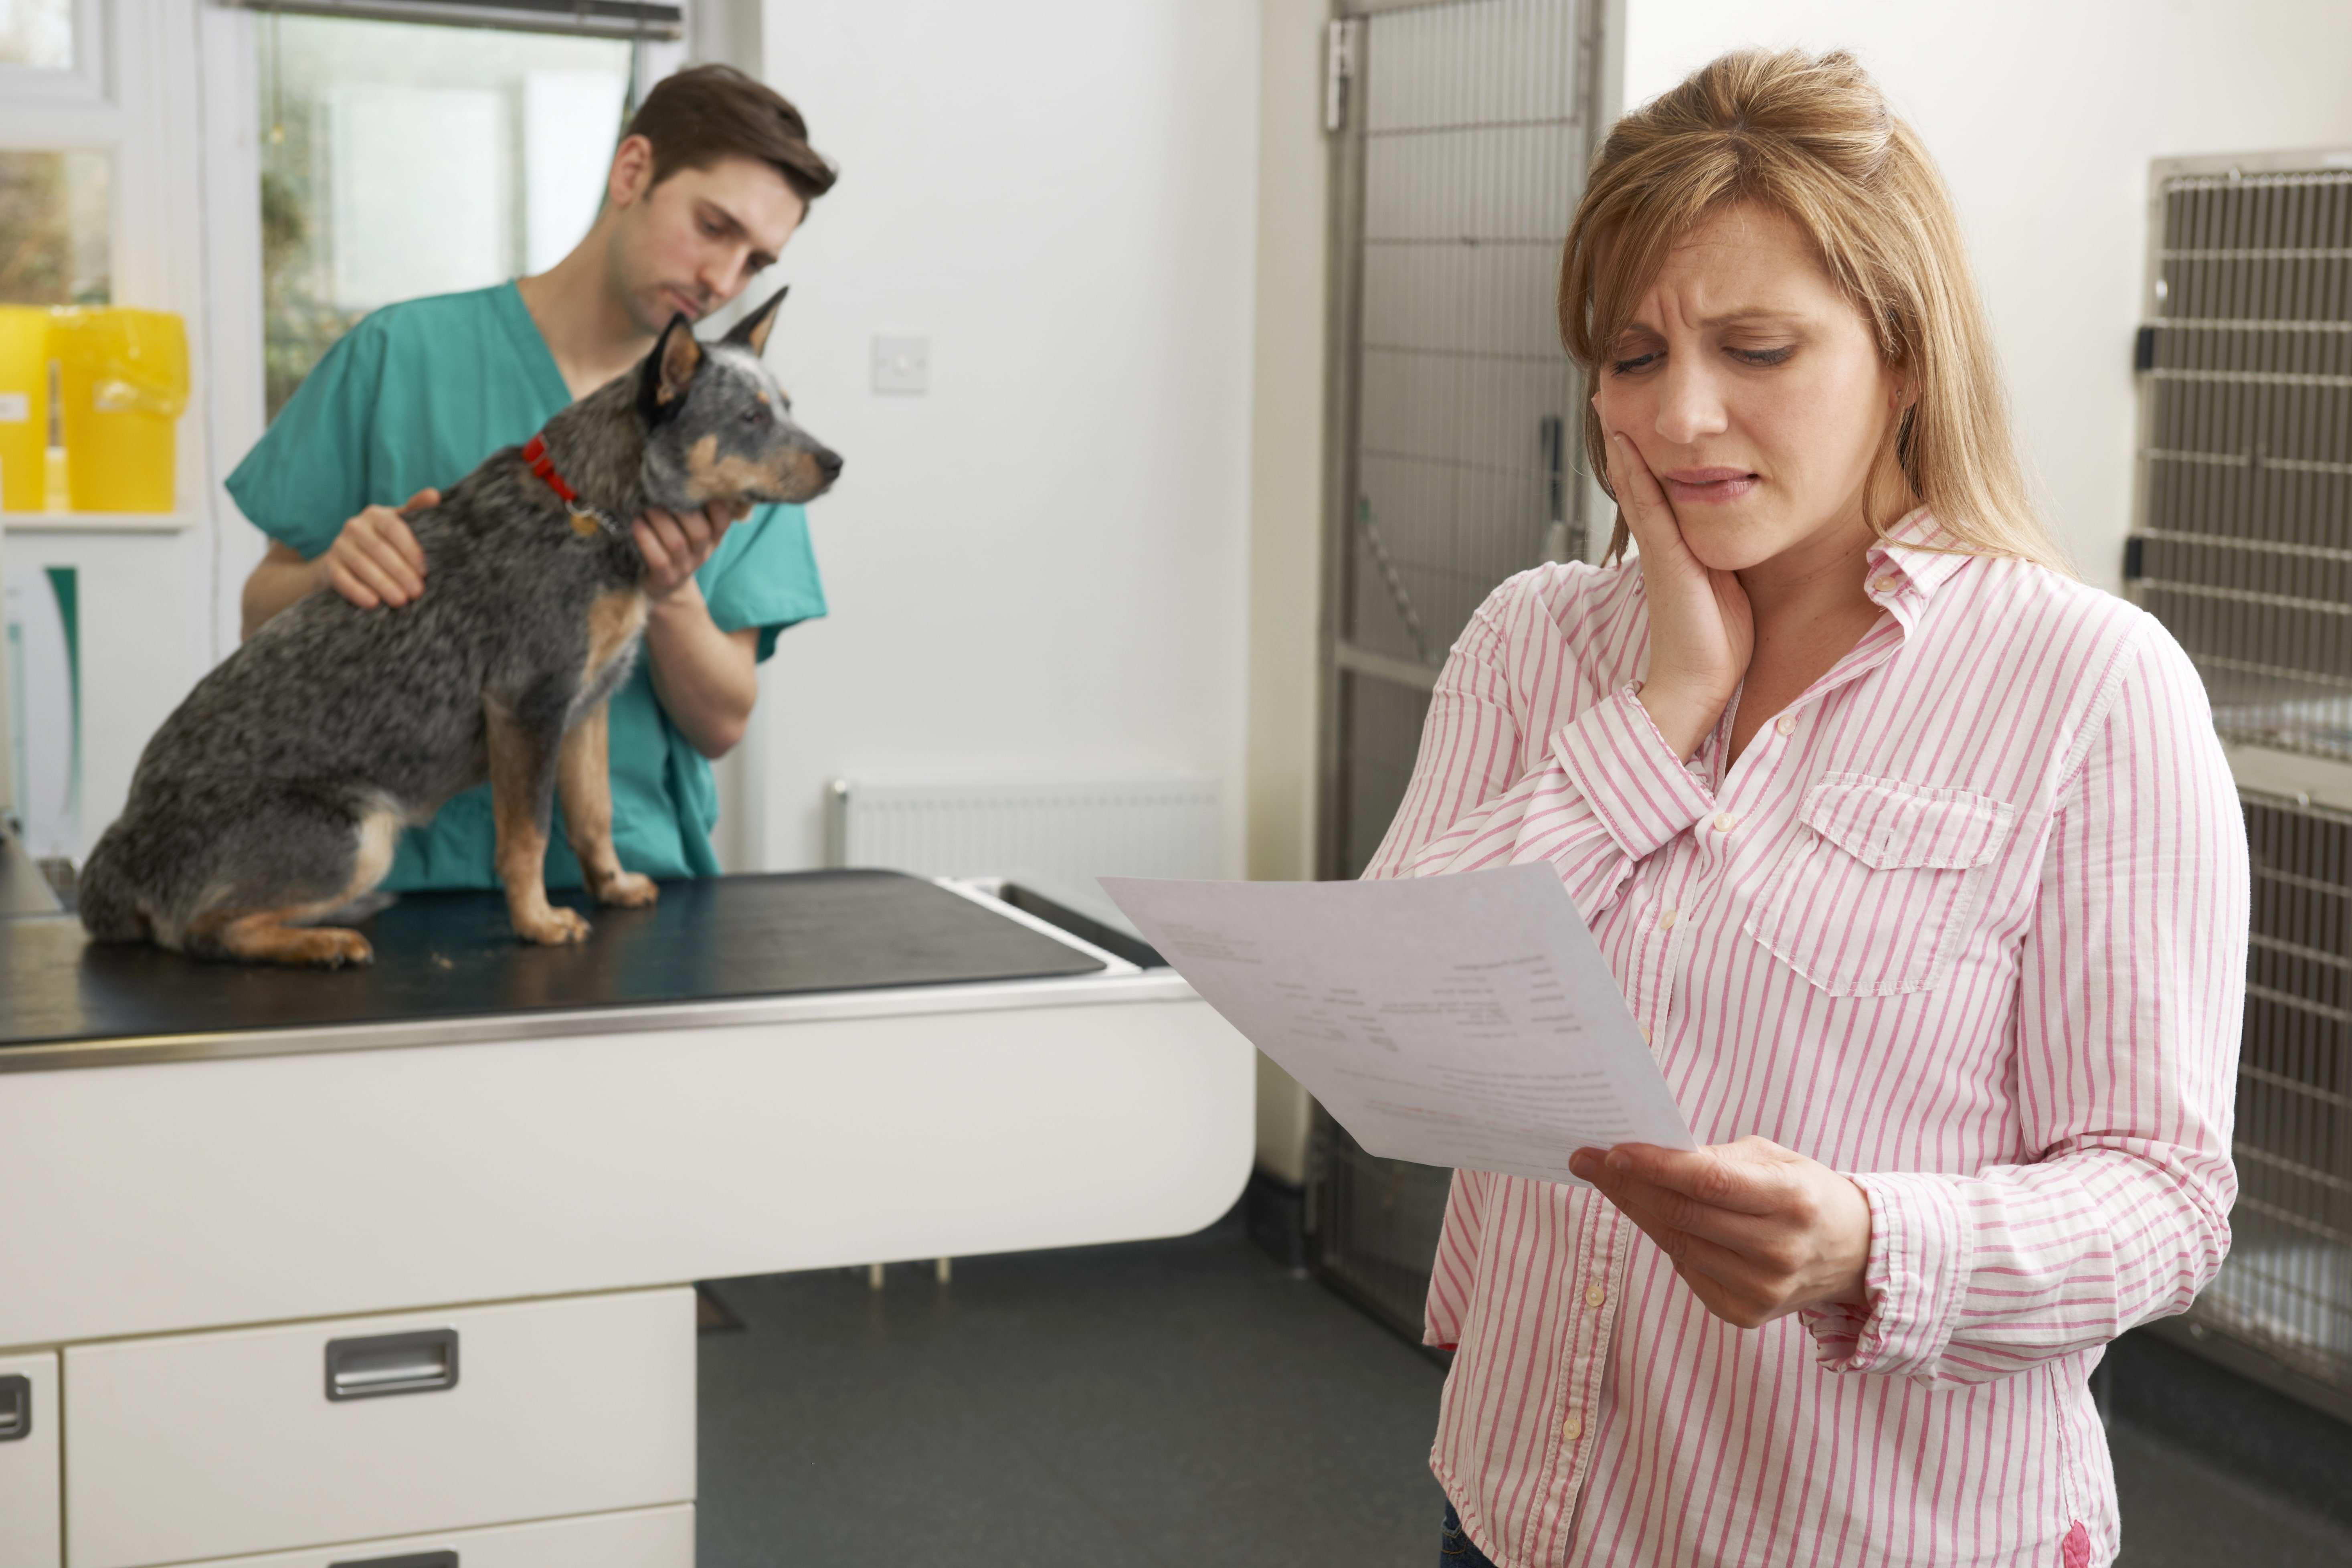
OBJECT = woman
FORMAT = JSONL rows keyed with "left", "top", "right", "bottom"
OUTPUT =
{"left": 1375, "top": 51, "right": 2247, "bottom": 1568}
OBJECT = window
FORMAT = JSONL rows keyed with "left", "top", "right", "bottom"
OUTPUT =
{"left": 0, "top": 0, "right": 72, "bottom": 71}
{"left": 0, "top": 0, "right": 108, "bottom": 310}
{"left": 0, "top": 150, "right": 109, "bottom": 306}
{"left": 257, "top": 11, "right": 637, "bottom": 415}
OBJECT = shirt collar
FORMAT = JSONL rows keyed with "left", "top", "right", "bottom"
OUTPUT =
{"left": 1863, "top": 507, "right": 1974, "bottom": 606}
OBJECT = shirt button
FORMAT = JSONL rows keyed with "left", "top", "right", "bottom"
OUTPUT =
{"left": 1638, "top": 1024, "right": 1651, "bottom": 1044}
{"left": 1713, "top": 812, "right": 1738, "bottom": 833}
{"left": 1586, "top": 1283, "right": 1608, "bottom": 1308}
{"left": 1870, "top": 575, "right": 1898, "bottom": 595}
{"left": 1657, "top": 907, "right": 1679, "bottom": 931}
{"left": 1775, "top": 714, "right": 1796, "bottom": 736}
{"left": 1561, "top": 1413, "right": 1584, "bottom": 1442}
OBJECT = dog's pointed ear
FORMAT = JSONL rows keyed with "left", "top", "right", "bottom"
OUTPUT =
{"left": 637, "top": 314, "right": 704, "bottom": 426}
{"left": 724, "top": 287, "right": 787, "bottom": 358}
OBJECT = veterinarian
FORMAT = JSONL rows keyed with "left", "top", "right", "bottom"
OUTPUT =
{"left": 1376, "top": 51, "right": 2245, "bottom": 1568}
{"left": 229, "top": 64, "right": 830, "bottom": 889}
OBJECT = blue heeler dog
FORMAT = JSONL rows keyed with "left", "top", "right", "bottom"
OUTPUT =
{"left": 78, "top": 291, "right": 839, "bottom": 965}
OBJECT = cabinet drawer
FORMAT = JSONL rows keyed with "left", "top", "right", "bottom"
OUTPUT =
{"left": 0, "top": 1351, "right": 59, "bottom": 1568}
{"left": 65, "top": 1289, "right": 693, "bottom": 1568}
{"left": 145, "top": 1502, "right": 691, "bottom": 1568}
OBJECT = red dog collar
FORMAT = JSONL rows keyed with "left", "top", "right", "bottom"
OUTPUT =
{"left": 521, "top": 433, "right": 611, "bottom": 537}
{"left": 522, "top": 433, "right": 579, "bottom": 504}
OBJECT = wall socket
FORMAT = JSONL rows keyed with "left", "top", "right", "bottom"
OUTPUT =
{"left": 871, "top": 335, "right": 929, "bottom": 395}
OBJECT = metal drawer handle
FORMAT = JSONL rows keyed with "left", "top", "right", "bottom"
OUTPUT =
{"left": 0, "top": 1374, "right": 28, "bottom": 1441}
{"left": 328, "top": 1554, "right": 457, "bottom": 1568}
{"left": 325, "top": 1328, "right": 458, "bottom": 1402}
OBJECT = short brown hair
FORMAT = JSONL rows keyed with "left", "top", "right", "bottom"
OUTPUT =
{"left": 1560, "top": 50, "right": 2068, "bottom": 574}
{"left": 627, "top": 64, "right": 837, "bottom": 206}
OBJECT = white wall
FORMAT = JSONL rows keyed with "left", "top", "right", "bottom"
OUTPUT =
{"left": 1623, "top": 0, "right": 2352, "bottom": 592}
{"left": 748, "top": 0, "right": 1262, "bottom": 874}
{"left": 1244, "top": 0, "right": 1328, "bottom": 889}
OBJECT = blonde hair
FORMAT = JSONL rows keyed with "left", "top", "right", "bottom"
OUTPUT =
{"left": 1559, "top": 49, "right": 2070, "bottom": 574}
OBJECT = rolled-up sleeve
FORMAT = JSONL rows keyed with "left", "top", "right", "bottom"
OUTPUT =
{"left": 1807, "top": 624, "right": 2247, "bottom": 1385}
{"left": 1361, "top": 599, "right": 1530, "bottom": 882}
{"left": 1368, "top": 593, "right": 1713, "bottom": 926}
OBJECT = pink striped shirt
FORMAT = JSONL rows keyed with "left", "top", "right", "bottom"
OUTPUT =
{"left": 1368, "top": 511, "right": 2247, "bottom": 1568}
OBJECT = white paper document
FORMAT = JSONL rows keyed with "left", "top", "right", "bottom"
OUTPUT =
{"left": 1102, "top": 865, "right": 1695, "bottom": 1187}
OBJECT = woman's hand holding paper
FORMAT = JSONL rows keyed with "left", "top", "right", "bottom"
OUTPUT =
{"left": 1568, "top": 1136, "right": 1872, "bottom": 1328}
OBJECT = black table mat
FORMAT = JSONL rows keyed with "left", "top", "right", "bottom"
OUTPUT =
{"left": 0, "top": 870, "right": 1104, "bottom": 1050}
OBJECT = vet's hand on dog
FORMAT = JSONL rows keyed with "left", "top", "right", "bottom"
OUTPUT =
{"left": 633, "top": 499, "right": 750, "bottom": 599}
{"left": 319, "top": 490, "right": 740, "bottom": 608}
{"left": 320, "top": 488, "right": 440, "bottom": 609}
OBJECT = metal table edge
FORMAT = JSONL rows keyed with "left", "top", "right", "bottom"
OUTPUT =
{"left": 0, "top": 969, "right": 1205, "bottom": 1075}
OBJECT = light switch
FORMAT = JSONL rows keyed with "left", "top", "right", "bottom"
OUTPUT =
{"left": 871, "top": 335, "right": 929, "bottom": 395}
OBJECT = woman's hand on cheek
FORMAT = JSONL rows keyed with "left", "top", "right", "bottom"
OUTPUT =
{"left": 1606, "top": 429, "right": 1754, "bottom": 759}
{"left": 1567, "top": 1135, "right": 1873, "bottom": 1329}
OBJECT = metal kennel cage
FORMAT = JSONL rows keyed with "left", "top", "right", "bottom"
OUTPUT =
{"left": 1307, "top": 1106, "right": 1454, "bottom": 1356}
{"left": 1317, "top": 0, "right": 1610, "bottom": 882}
{"left": 2129, "top": 150, "right": 2352, "bottom": 1423}
{"left": 1308, "top": 0, "right": 1611, "bottom": 1345}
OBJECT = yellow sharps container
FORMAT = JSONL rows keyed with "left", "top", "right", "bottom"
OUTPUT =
{"left": 0, "top": 306, "right": 50, "bottom": 512}
{"left": 54, "top": 307, "right": 189, "bottom": 514}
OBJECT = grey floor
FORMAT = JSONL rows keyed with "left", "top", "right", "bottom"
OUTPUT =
{"left": 697, "top": 1210, "right": 2352, "bottom": 1566}
{"left": 2111, "top": 1424, "right": 2352, "bottom": 1567}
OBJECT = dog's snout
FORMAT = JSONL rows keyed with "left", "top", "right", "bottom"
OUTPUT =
{"left": 815, "top": 448, "right": 843, "bottom": 481}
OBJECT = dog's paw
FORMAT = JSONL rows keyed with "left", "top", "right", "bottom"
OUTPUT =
{"left": 291, "top": 927, "right": 375, "bottom": 968}
{"left": 516, "top": 905, "right": 593, "bottom": 945}
{"left": 594, "top": 871, "right": 659, "bottom": 908}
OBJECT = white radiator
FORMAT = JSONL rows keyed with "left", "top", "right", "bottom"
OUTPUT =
{"left": 825, "top": 774, "right": 1222, "bottom": 887}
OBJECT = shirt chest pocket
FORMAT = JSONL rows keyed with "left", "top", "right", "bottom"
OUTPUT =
{"left": 1742, "top": 774, "right": 2015, "bottom": 997}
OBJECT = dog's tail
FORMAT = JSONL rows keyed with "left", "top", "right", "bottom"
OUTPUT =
{"left": 75, "top": 827, "right": 153, "bottom": 944}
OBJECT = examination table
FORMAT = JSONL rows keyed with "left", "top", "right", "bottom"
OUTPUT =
{"left": 0, "top": 870, "right": 1254, "bottom": 1568}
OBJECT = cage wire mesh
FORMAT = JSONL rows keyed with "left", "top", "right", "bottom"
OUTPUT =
{"left": 1331, "top": 0, "right": 1588, "bottom": 880}
{"left": 1309, "top": 1108, "right": 1455, "bottom": 1354}
{"left": 2205, "top": 793, "right": 2352, "bottom": 1390}
{"left": 2136, "top": 169, "right": 2352, "bottom": 760}
{"left": 2134, "top": 164, "right": 2352, "bottom": 1409}
{"left": 1336, "top": 671, "right": 1436, "bottom": 880}
{"left": 1315, "top": 0, "right": 1592, "bottom": 1343}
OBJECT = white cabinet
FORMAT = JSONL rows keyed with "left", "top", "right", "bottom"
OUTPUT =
{"left": 63, "top": 1290, "right": 694, "bottom": 1568}
{"left": 0, "top": 993, "right": 1251, "bottom": 1351}
{"left": 0, "top": 1351, "right": 59, "bottom": 1568}
{"left": 141, "top": 1503, "right": 692, "bottom": 1568}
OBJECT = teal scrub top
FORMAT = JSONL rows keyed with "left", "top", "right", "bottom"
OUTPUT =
{"left": 225, "top": 281, "right": 827, "bottom": 889}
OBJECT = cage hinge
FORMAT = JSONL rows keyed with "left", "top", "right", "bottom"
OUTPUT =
{"left": 1325, "top": 18, "right": 1359, "bottom": 133}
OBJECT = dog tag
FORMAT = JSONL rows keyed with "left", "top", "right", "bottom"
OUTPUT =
{"left": 568, "top": 508, "right": 599, "bottom": 538}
